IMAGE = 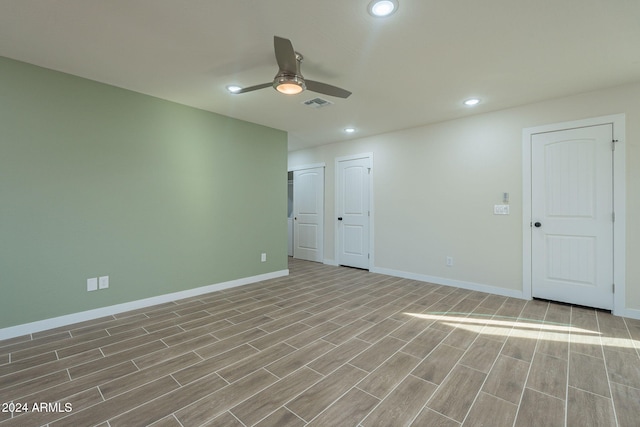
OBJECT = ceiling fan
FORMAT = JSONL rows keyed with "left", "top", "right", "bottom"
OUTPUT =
{"left": 233, "top": 36, "right": 352, "bottom": 99}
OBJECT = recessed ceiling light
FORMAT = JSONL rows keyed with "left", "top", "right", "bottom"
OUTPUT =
{"left": 368, "top": 0, "right": 398, "bottom": 17}
{"left": 226, "top": 85, "right": 242, "bottom": 94}
{"left": 464, "top": 98, "right": 481, "bottom": 106}
{"left": 344, "top": 127, "right": 356, "bottom": 134}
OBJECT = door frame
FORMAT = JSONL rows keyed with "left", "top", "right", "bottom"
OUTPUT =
{"left": 289, "top": 163, "right": 326, "bottom": 263}
{"left": 335, "top": 153, "right": 374, "bottom": 269}
{"left": 522, "top": 114, "right": 626, "bottom": 315}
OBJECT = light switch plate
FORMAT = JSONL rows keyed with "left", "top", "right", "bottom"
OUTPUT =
{"left": 494, "top": 204, "right": 510, "bottom": 215}
{"left": 98, "top": 276, "right": 109, "bottom": 289}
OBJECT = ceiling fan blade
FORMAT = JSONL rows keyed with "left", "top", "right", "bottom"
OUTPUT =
{"left": 305, "top": 80, "right": 352, "bottom": 99}
{"left": 236, "top": 82, "right": 272, "bottom": 94}
{"left": 274, "top": 36, "right": 298, "bottom": 74}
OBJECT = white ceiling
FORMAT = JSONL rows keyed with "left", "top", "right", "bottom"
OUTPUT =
{"left": 1, "top": 1, "right": 639, "bottom": 151}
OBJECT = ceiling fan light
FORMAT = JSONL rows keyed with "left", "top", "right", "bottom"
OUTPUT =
{"left": 226, "top": 85, "right": 242, "bottom": 94}
{"left": 274, "top": 75, "right": 306, "bottom": 95}
{"left": 276, "top": 83, "right": 304, "bottom": 95}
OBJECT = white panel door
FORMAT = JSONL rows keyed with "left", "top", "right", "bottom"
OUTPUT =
{"left": 531, "top": 124, "right": 613, "bottom": 309}
{"left": 293, "top": 167, "right": 324, "bottom": 262}
{"left": 337, "top": 156, "right": 371, "bottom": 269}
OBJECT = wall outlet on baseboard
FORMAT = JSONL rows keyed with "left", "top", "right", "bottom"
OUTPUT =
{"left": 446, "top": 256, "right": 454, "bottom": 267}
{"left": 87, "top": 277, "right": 98, "bottom": 292}
{"left": 261, "top": 253, "right": 267, "bottom": 262}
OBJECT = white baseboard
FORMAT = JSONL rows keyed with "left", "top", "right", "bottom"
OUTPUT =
{"left": 372, "top": 266, "right": 640, "bottom": 320}
{"left": 0, "top": 269, "right": 289, "bottom": 341}
{"left": 613, "top": 306, "right": 640, "bottom": 320}
{"left": 370, "top": 267, "right": 525, "bottom": 300}
{"left": 323, "top": 259, "right": 338, "bottom": 266}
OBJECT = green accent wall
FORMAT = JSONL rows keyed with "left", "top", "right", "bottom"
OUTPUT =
{"left": 0, "top": 56, "right": 288, "bottom": 329}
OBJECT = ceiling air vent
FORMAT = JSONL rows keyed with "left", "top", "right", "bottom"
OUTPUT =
{"left": 302, "top": 97, "right": 334, "bottom": 109}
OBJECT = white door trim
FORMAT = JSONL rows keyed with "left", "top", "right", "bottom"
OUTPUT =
{"left": 522, "top": 114, "right": 626, "bottom": 316}
{"left": 335, "top": 153, "right": 374, "bottom": 268}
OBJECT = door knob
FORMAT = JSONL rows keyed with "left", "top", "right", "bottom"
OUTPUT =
{"left": 534, "top": 222, "right": 542, "bottom": 228}
{"left": 337, "top": 217, "right": 343, "bottom": 221}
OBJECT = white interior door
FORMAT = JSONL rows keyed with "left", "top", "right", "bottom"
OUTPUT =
{"left": 531, "top": 124, "right": 613, "bottom": 309}
{"left": 337, "top": 155, "right": 371, "bottom": 269}
{"left": 293, "top": 167, "right": 324, "bottom": 262}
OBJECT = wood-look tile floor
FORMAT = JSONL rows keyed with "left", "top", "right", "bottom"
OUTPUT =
{"left": 1, "top": 258, "right": 640, "bottom": 426}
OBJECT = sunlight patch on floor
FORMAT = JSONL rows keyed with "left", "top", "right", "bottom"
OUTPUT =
{"left": 404, "top": 312, "right": 640, "bottom": 351}
{"left": 404, "top": 312, "right": 598, "bottom": 334}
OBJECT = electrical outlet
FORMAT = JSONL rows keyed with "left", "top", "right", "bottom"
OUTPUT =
{"left": 494, "top": 204, "right": 510, "bottom": 215}
{"left": 87, "top": 277, "right": 98, "bottom": 292}
{"left": 261, "top": 253, "right": 267, "bottom": 262}
{"left": 446, "top": 256, "right": 454, "bottom": 267}
{"left": 98, "top": 276, "right": 109, "bottom": 289}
